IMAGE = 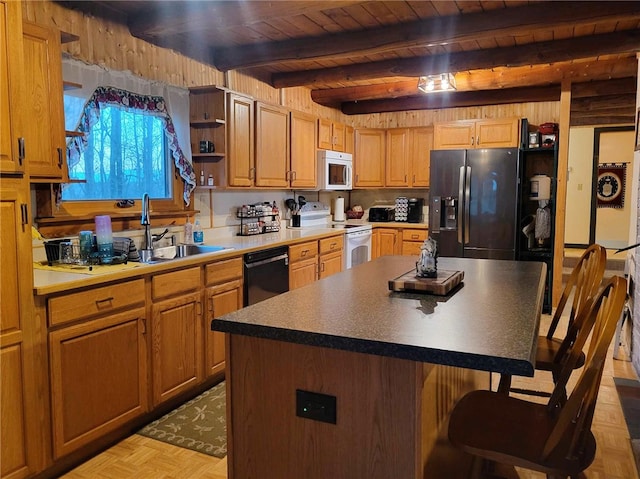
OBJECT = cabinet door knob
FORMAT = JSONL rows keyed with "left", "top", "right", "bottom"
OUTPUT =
{"left": 57, "top": 147, "right": 64, "bottom": 168}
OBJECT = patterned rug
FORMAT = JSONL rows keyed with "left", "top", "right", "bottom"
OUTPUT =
{"left": 614, "top": 377, "right": 640, "bottom": 474}
{"left": 138, "top": 381, "right": 226, "bottom": 458}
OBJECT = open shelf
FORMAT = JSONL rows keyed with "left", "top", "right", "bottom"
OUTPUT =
{"left": 190, "top": 119, "right": 225, "bottom": 127}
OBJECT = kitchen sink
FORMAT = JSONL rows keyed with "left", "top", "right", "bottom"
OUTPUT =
{"left": 140, "top": 244, "right": 232, "bottom": 263}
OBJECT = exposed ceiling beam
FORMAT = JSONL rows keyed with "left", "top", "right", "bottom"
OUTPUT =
{"left": 341, "top": 85, "right": 561, "bottom": 115}
{"left": 273, "top": 30, "right": 640, "bottom": 88}
{"left": 212, "top": 2, "right": 640, "bottom": 71}
{"left": 311, "top": 60, "right": 638, "bottom": 107}
{"left": 571, "top": 94, "right": 637, "bottom": 114}
{"left": 570, "top": 115, "right": 635, "bottom": 127}
{"left": 571, "top": 77, "right": 638, "bottom": 98}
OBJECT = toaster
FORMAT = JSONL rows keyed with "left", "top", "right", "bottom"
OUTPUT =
{"left": 368, "top": 206, "right": 395, "bottom": 222}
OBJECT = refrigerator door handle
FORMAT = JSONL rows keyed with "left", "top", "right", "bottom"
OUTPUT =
{"left": 458, "top": 166, "right": 465, "bottom": 244}
{"left": 464, "top": 166, "right": 471, "bottom": 245}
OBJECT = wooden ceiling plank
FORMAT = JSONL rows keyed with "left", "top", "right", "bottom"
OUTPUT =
{"left": 211, "top": 2, "right": 640, "bottom": 71}
{"left": 339, "top": 3, "right": 382, "bottom": 28}
{"left": 272, "top": 30, "right": 640, "bottom": 88}
{"left": 321, "top": 7, "right": 364, "bottom": 30}
{"left": 572, "top": 77, "right": 638, "bottom": 98}
{"left": 403, "top": 1, "right": 440, "bottom": 18}
{"left": 340, "top": 85, "right": 562, "bottom": 115}
{"left": 126, "top": 1, "right": 361, "bottom": 38}
{"left": 379, "top": 1, "right": 421, "bottom": 23}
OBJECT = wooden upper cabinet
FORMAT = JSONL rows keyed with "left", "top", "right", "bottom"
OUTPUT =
{"left": 385, "top": 128, "right": 410, "bottom": 187}
{"left": 255, "top": 102, "right": 289, "bottom": 188}
{"left": 354, "top": 129, "right": 385, "bottom": 188}
{"left": 433, "top": 118, "right": 519, "bottom": 149}
{"left": 0, "top": 1, "right": 25, "bottom": 174}
{"left": 344, "top": 125, "right": 354, "bottom": 154}
{"left": 317, "top": 118, "right": 333, "bottom": 150}
{"left": 475, "top": 118, "right": 520, "bottom": 148}
{"left": 227, "top": 92, "right": 255, "bottom": 187}
{"left": 22, "top": 21, "right": 67, "bottom": 181}
{"left": 410, "top": 127, "right": 433, "bottom": 187}
{"left": 332, "top": 121, "right": 346, "bottom": 152}
{"left": 318, "top": 118, "right": 350, "bottom": 152}
{"left": 290, "top": 110, "right": 317, "bottom": 189}
{"left": 433, "top": 120, "right": 476, "bottom": 149}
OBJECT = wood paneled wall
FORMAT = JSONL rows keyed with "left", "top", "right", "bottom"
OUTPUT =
{"left": 22, "top": 1, "right": 559, "bottom": 131}
{"left": 21, "top": 1, "right": 345, "bottom": 122}
{"left": 348, "top": 102, "right": 561, "bottom": 129}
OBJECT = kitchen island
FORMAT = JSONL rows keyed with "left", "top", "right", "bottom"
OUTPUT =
{"left": 212, "top": 256, "right": 546, "bottom": 479}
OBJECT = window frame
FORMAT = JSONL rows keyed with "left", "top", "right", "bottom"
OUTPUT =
{"left": 35, "top": 84, "right": 195, "bottom": 237}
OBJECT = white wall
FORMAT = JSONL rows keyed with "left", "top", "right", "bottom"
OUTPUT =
{"left": 565, "top": 128, "right": 595, "bottom": 244}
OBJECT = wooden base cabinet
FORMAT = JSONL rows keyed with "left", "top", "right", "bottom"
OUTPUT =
{"left": 289, "top": 240, "right": 319, "bottom": 290}
{"left": 319, "top": 235, "right": 344, "bottom": 280}
{"left": 205, "top": 258, "right": 243, "bottom": 377}
{"left": 49, "top": 308, "right": 148, "bottom": 458}
{"left": 1, "top": 175, "right": 37, "bottom": 479}
{"left": 401, "top": 229, "right": 428, "bottom": 256}
{"left": 151, "top": 267, "right": 203, "bottom": 405}
{"left": 376, "top": 228, "right": 400, "bottom": 258}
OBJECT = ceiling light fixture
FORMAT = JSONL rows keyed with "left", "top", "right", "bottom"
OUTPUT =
{"left": 418, "top": 73, "right": 457, "bottom": 93}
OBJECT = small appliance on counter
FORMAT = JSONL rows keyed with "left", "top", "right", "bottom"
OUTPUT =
{"left": 407, "top": 198, "right": 425, "bottom": 223}
{"left": 368, "top": 205, "right": 395, "bottom": 222}
{"left": 394, "top": 197, "right": 408, "bottom": 222}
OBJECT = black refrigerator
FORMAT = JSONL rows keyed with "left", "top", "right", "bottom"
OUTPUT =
{"left": 429, "top": 148, "right": 520, "bottom": 260}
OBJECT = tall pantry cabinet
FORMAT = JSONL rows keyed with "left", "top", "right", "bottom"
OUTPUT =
{"left": 1, "top": 2, "right": 40, "bottom": 478}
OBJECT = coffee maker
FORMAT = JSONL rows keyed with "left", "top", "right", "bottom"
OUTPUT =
{"left": 407, "top": 198, "right": 424, "bottom": 223}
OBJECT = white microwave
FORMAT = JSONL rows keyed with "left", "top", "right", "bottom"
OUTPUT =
{"left": 317, "top": 150, "right": 353, "bottom": 190}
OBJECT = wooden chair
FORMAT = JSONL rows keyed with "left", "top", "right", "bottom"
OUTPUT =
{"left": 449, "top": 276, "right": 627, "bottom": 479}
{"left": 498, "top": 244, "right": 607, "bottom": 396}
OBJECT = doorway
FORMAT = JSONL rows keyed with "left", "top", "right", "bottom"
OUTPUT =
{"left": 565, "top": 126, "right": 634, "bottom": 249}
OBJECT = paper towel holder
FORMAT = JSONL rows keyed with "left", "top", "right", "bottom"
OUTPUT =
{"left": 333, "top": 196, "right": 345, "bottom": 222}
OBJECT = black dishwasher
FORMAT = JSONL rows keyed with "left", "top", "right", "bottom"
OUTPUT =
{"left": 243, "top": 246, "right": 289, "bottom": 306}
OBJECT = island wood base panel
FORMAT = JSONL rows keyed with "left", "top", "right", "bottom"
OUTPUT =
{"left": 225, "top": 334, "right": 488, "bottom": 479}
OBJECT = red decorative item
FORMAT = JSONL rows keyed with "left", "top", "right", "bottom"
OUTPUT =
{"left": 538, "top": 122, "right": 558, "bottom": 134}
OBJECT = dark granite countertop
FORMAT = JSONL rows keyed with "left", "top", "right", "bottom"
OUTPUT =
{"left": 211, "top": 256, "right": 546, "bottom": 376}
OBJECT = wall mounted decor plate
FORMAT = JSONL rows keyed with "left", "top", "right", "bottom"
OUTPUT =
{"left": 597, "top": 163, "right": 626, "bottom": 208}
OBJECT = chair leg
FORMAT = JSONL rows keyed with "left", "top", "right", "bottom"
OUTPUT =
{"left": 497, "top": 374, "right": 512, "bottom": 394}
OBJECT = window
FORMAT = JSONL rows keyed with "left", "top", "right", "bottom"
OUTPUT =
{"left": 63, "top": 102, "right": 172, "bottom": 201}
{"left": 36, "top": 60, "right": 197, "bottom": 237}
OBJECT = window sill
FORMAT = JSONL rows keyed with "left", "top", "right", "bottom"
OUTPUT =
{"left": 35, "top": 210, "right": 196, "bottom": 239}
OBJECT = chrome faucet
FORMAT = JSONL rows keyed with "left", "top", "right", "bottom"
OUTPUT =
{"left": 141, "top": 193, "right": 153, "bottom": 252}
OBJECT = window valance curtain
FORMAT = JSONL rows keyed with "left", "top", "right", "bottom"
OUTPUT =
{"left": 62, "top": 57, "right": 196, "bottom": 205}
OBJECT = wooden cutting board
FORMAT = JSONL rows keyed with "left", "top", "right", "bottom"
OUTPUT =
{"left": 388, "top": 269, "right": 464, "bottom": 295}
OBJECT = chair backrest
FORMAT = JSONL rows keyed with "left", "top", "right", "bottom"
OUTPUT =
{"left": 546, "top": 244, "right": 606, "bottom": 340}
{"left": 542, "top": 275, "right": 627, "bottom": 461}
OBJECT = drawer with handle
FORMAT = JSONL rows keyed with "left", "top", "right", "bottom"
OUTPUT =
{"left": 289, "top": 240, "right": 319, "bottom": 262}
{"left": 319, "top": 235, "right": 344, "bottom": 254}
{"left": 402, "top": 229, "right": 427, "bottom": 242}
{"left": 48, "top": 279, "right": 145, "bottom": 327}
